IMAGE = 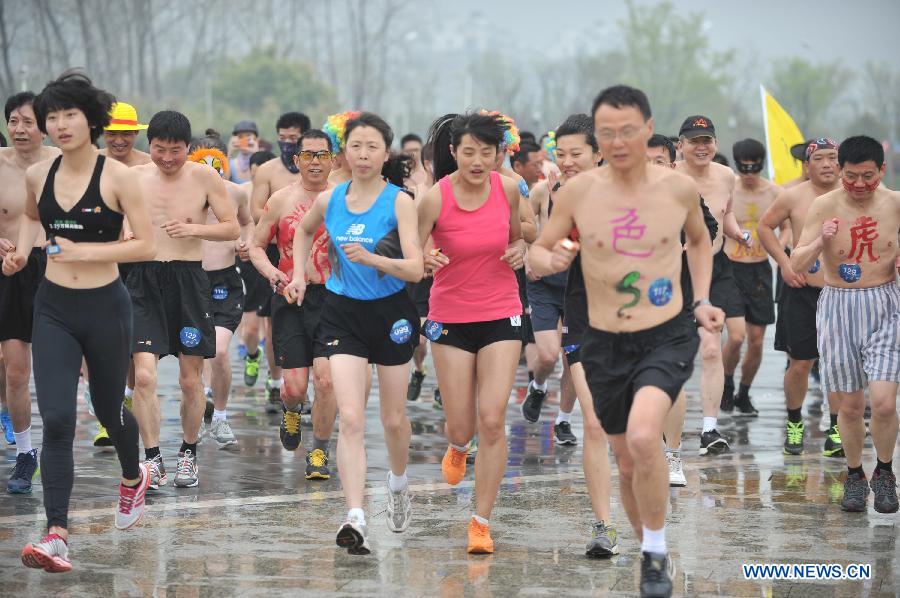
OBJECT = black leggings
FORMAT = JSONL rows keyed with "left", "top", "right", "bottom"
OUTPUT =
{"left": 32, "top": 279, "right": 139, "bottom": 529}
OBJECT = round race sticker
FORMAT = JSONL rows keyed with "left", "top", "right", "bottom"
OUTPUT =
{"left": 648, "top": 277, "right": 673, "bottom": 307}
{"left": 212, "top": 286, "right": 228, "bottom": 300}
{"left": 838, "top": 263, "right": 861, "bottom": 283}
{"left": 424, "top": 319, "right": 443, "bottom": 342}
{"left": 808, "top": 258, "right": 821, "bottom": 274}
{"left": 180, "top": 326, "right": 201, "bottom": 348}
{"left": 390, "top": 319, "right": 413, "bottom": 344}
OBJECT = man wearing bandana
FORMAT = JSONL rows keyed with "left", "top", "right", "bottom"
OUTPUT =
{"left": 721, "top": 139, "right": 780, "bottom": 417}
{"left": 245, "top": 112, "right": 310, "bottom": 411}
{"left": 790, "top": 135, "right": 899, "bottom": 515}
{"left": 758, "top": 138, "right": 844, "bottom": 458}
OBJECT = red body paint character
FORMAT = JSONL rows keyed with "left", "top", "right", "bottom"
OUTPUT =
{"left": 848, "top": 216, "right": 879, "bottom": 263}
{"left": 610, "top": 209, "right": 653, "bottom": 258}
{"left": 276, "top": 202, "right": 331, "bottom": 281}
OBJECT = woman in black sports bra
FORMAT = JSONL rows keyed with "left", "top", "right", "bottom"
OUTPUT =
{"left": 1, "top": 72, "right": 156, "bottom": 573}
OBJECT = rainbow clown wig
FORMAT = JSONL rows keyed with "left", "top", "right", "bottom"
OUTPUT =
{"left": 322, "top": 110, "right": 362, "bottom": 154}
{"left": 542, "top": 131, "right": 557, "bottom": 163}
{"left": 478, "top": 109, "right": 520, "bottom": 155}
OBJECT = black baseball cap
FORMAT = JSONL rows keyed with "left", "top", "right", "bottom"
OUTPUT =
{"left": 679, "top": 115, "right": 716, "bottom": 139}
{"left": 790, "top": 139, "right": 814, "bottom": 162}
{"left": 232, "top": 120, "right": 259, "bottom": 136}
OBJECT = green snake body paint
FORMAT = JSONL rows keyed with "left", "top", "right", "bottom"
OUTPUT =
{"left": 616, "top": 271, "right": 641, "bottom": 317}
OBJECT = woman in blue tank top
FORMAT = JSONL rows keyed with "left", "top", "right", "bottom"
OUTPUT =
{"left": 285, "top": 112, "right": 423, "bottom": 555}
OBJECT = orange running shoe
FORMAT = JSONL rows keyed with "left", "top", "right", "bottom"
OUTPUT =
{"left": 467, "top": 517, "right": 494, "bottom": 554}
{"left": 441, "top": 445, "right": 467, "bottom": 485}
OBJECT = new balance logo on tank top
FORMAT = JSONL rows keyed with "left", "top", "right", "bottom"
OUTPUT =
{"left": 325, "top": 180, "right": 406, "bottom": 300}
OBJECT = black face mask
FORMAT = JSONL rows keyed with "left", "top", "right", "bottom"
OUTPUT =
{"left": 737, "top": 161, "right": 764, "bottom": 174}
{"left": 278, "top": 140, "right": 299, "bottom": 174}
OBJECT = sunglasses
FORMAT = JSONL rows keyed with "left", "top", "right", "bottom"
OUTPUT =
{"left": 297, "top": 150, "right": 333, "bottom": 163}
{"left": 737, "top": 162, "right": 763, "bottom": 174}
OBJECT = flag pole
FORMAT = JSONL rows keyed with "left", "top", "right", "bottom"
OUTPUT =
{"left": 760, "top": 84, "right": 774, "bottom": 181}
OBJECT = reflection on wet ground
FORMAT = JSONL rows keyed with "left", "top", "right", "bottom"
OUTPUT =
{"left": 1, "top": 333, "right": 898, "bottom": 596}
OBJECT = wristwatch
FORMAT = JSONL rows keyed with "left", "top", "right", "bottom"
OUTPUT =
{"left": 692, "top": 298, "right": 711, "bottom": 310}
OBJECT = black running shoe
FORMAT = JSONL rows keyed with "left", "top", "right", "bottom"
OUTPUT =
{"left": 783, "top": 421, "right": 804, "bottom": 455}
{"left": 720, "top": 387, "right": 735, "bottom": 413}
{"left": 734, "top": 395, "right": 758, "bottom": 417}
{"left": 841, "top": 472, "right": 869, "bottom": 512}
{"left": 407, "top": 369, "right": 425, "bottom": 402}
{"left": 640, "top": 551, "right": 674, "bottom": 598}
{"left": 305, "top": 449, "right": 331, "bottom": 480}
{"left": 554, "top": 421, "right": 577, "bottom": 445}
{"left": 521, "top": 382, "right": 546, "bottom": 423}
{"left": 433, "top": 388, "right": 443, "bottom": 410}
{"left": 280, "top": 407, "right": 301, "bottom": 451}
{"left": 266, "top": 387, "right": 282, "bottom": 414}
{"left": 585, "top": 521, "right": 619, "bottom": 558}
{"left": 870, "top": 468, "right": 899, "bottom": 514}
{"left": 698, "top": 429, "right": 729, "bottom": 456}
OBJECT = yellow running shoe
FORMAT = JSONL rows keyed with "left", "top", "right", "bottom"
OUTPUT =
{"left": 93, "top": 424, "right": 113, "bottom": 450}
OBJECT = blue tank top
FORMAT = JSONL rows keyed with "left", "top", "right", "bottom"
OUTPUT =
{"left": 325, "top": 180, "right": 406, "bottom": 300}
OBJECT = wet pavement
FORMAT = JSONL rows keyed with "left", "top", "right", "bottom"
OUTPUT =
{"left": 1, "top": 330, "right": 899, "bottom": 597}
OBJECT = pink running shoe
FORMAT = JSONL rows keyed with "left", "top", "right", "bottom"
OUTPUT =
{"left": 21, "top": 533, "right": 71, "bottom": 573}
{"left": 115, "top": 461, "right": 150, "bottom": 530}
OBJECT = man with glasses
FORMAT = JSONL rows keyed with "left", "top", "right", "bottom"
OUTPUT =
{"left": 721, "top": 139, "right": 780, "bottom": 417}
{"left": 249, "top": 129, "right": 338, "bottom": 480}
{"left": 675, "top": 115, "right": 750, "bottom": 457}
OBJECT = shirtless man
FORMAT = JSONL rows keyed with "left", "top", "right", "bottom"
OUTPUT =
{"left": 250, "top": 129, "right": 338, "bottom": 479}
{"left": 400, "top": 133, "right": 427, "bottom": 188}
{"left": 675, "top": 115, "right": 749, "bottom": 456}
{"left": 130, "top": 111, "right": 239, "bottom": 490}
{"left": 758, "top": 138, "right": 843, "bottom": 457}
{"left": 530, "top": 85, "right": 722, "bottom": 598}
{"left": 247, "top": 113, "right": 309, "bottom": 411}
{"left": 790, "top": 135, "right": 899, "bottom": 514}
{"left": 0, "top": 92, "right": 60, "bottom": 493}
{"left": 99, "top": 102, "right": 151, "bottom": 167}
{"left": 721, "top": 138, "right": 780, "bottom": 416}
{"left": 188, "top": 134, "right": 253, "bottom": 447}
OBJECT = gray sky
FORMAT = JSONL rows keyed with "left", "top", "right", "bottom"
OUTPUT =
{"left": 436, "top": 0, "right": 899, "bottom": 68}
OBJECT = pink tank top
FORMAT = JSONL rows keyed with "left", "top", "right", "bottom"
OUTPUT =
{"left": 428, "top": 171, "right": 522, "bottom": 323}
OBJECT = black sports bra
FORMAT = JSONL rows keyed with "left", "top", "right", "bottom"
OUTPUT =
{"left": 39, "top": 155, "right": 123, "bottom": 244}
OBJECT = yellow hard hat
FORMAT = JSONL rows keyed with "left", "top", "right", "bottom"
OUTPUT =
{"left": 105, "top": 102, "right": 148, "bottom": 131}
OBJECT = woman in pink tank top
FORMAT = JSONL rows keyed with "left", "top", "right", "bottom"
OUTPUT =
{"left": 417, "top": 112, "right": 525, "bottom": 554}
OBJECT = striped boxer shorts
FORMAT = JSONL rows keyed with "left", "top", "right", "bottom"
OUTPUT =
{"left": 816, "top": 282, "right": 900, "bottom": 394}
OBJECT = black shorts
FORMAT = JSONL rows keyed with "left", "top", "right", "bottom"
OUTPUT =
{"left": 526, "top": 279, "right": 566, "bottom": 332}
{"left": 424, "top": 316, "right": 523, "bottom": 354}
{"left": 118, "top": 262, "right": 135, "bottom": 285}
{"left": 272, "top": 284, "right": 327, "bottom": 368}
{"left": 710, "top": 248, "right": 743, "bottom": 319}
{"left": 207, "top": 265, "right": 244, "bottom": 333}
{"left": 774, "top": 284, "right": 821, "bottom": 361}
{"left": 562, "top": 254, "right": 587, "bottom": 366}
{"left": 127, "top": 261, "right": 216, "bottom": 358}
{"left": 406, "top": 277, "right": 433, "bottom": 319}
{"left": 318, "top": 289, "right": 419, "bottom": 366}
{"left": 0, "top": 248, "right": 45, "bottom": 343}
{"left": 581, "top": 313, "right": 699, "bottom": 435}
{"left": 732, "top": 261, "right": 775, "bottom": 325}
{"left": 238, "top": 258, "right": 269, "bottom": 314}
{"left": 255, "top": 245, "right": 280, "bottom": 317}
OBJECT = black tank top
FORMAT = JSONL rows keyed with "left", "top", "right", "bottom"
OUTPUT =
{"left": 39, "top": 155, "right": 123, "bottom": 243}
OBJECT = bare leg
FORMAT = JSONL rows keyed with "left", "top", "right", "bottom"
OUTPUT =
{"left": 626, "top": 387, "right": 672, "bottom": 530}
{"left": 837, "top": 390, "right": 867, "bottom": 468}
{"left": 177, "top": 355, "right": 205, "bottom": 444}
{"left": 698, "top": 327, "right": 724, "bottom": 419}
{"left": 722, "top": 318, "right": 746, "bottom": 377}
{"left": 282, "top": 367, "right": 310, "bottom": 410}
{"left": 131, "top": 352, "right": 161, "bottom": 448}
{"left": 210, "top": 327, "right": 234, "bottom": 411}
{"left": 740, "top": 324, "right": 766, "bottom": 386}
{"left": 1, "top": 340, "right": 32, "bottom": 436}
{"left": 663, "top": 390, "right": 686, "bottom": 450}
{"left": 329, "top": 354, "right": 371, "bottom": 508}
{"left": 376, "top": 363, "right": 413, "bottom": 476}
{"left": 311, "top": 357, "right": 337, "bottom": 445}
{"left": 784, "top": 358, "right": 814, "bottom": 411}
{"left": 868, "top": 381, "right": 900, "bottom": 463}
{"left": 571, "top": 363, "right": 611, "bottom": 522}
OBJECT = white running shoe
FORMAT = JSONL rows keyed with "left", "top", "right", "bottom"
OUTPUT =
{"left": 667, "top": 451, "right": 686, "bottom": 487}
{"left": 115, "top": 461, "right": 150, "bottom": 530}
{"left": 386, "top": 475, "right": 412, "bottom": 532}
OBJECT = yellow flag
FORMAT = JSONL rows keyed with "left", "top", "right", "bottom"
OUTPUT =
{"left": 760, "top": 85, "right": 805, "bottom": 184}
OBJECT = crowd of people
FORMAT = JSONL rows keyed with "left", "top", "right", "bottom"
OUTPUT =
{"left": 0, "top": 70, "right": 897, "bottom": 598}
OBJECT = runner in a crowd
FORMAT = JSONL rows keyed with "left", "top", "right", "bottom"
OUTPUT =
{"left": 5, "top": 72, "right": 156, "bottom": 572}
{"left": 285, "top": 112, "right": 422, "bottom": 554}
{"left": 228, "top": 120, "right": 259, "bottom": 184}
{"left": 323, "top": 110, "right": 361, "bottom": 186}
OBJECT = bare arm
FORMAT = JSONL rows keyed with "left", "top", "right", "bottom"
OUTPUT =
{"left": 684, "top": 192, "right": 724, "bottom": 332}
{"left": 7, "top": 171, "right": 45, "bottom": 269}
{"left": 529, "top": 178, "right": 580, "bottom": 277}
{"left": 758, "top": 192, "right": 805, "bottom": 287}
{"left": 790, "top": 196, "right": 830, "bottom": 274}
{"left": 249, "top": 166, "right": 272, "bottom": 223}
{"left": 197, "top": 171, "right": 240, "bottom": 241}
{"left": 286, "top": 190, "right": 330, "bottom": 300}
{"left": 721, "top": 176, "right": 743, "bottom": 241}
{"left": 519, "top": 195, "right": 536, "bottom": 243}
{"left": 249, "top": 198, "right": 282, "bottom": 282}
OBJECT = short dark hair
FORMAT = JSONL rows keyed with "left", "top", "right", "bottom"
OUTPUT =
{"left": 189, "top": 128, "right": 227, "bottom": 154}
{"left": 400, "top": 133, "right": 422, "bottom": 147}
{"left": 345, "top": 111, "right": 394, "bottom": 148}
{"left": 519, "top": 130, "right": 537, "bottom": 144}
{"left": 511, "top": 140, "right": 541, "bottom": 168}
{"left": 299, "top": 128, "right": 333, "bottom": 153}
{"left": 591, "top": 85, "right": 652, "bottom": 122}
{"left": 555, "top": 114, "right": 598, "bottom": 152}
{"left": 147, "top": 110, "right": 191, "bottom": 145}
{"left": 249, "top": 150, "right": 276, "bottom": 168}
{"left": 732, "top": 138, "right": 766, "bottom": 163}
{"left": 5, "top": 91, "right": 36, "bottom": 122}
{"left": 276, "top": 112, "right": 310, "bottom": 133}
{"left": 838, "top": 135, "right": 884, "bottom": 168}
{"left": 33, "top": 71, "right": 115, "bottom": 144}
{"left": 648, "top": 133, "right": 676, "bottom": 162}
